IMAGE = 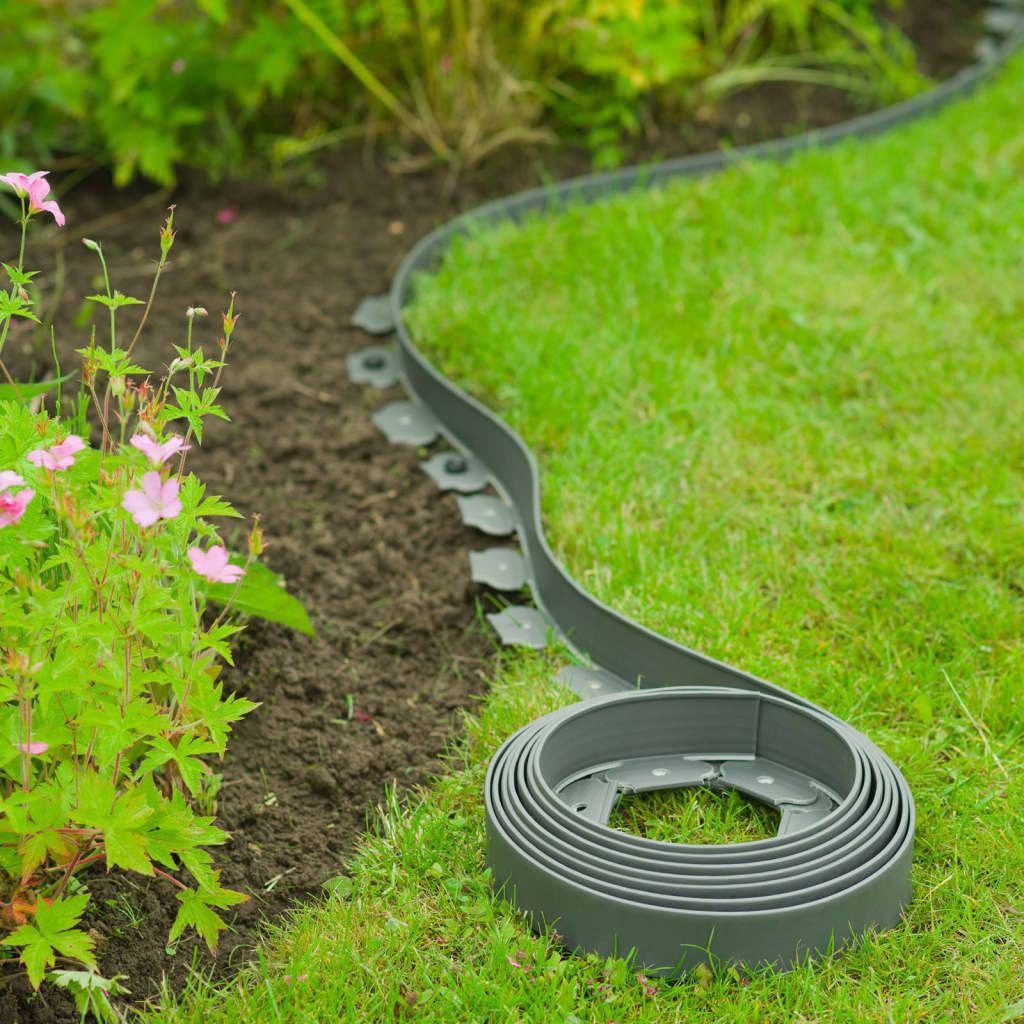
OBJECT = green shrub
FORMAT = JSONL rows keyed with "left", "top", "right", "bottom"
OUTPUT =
{"left": 0, "top": 0, "right": 924, "bottom": 183}
{"left": 0, "top": 177, "right": 310, "bottom": 1017}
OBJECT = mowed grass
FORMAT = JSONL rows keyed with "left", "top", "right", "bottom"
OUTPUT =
{"left": 138, "top": 57, "right": 1024, "bottom": 1024}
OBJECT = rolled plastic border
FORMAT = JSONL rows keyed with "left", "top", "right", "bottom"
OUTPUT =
{"left": 380, "top": 23, "right": 1024, "bottom": 974}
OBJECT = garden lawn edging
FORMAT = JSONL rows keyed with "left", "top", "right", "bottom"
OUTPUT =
{"left": 342, "top": 5, "right": 1024, "bottom": 975}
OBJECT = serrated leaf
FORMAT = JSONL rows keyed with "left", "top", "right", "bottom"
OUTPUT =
{"left": 205, "top": 561, "right": 314, "bottom": 636}
{"left": 2, "top": 263, "right": 39, "bottom": 286}
{"left": 21, "top": 934, "right": 54, "bottom": 988}
{"left": 85, "top": 290, "right": 144, "bottom": 309}
{"left": 169, "top": 889, "right": 228, "bottom": 951}
{"left": 196, "top": 495, "right": 242, "bottom": 518}
{"left": 2, "top": 925, "right": 54, "bottom": 988}
{"left": 49, "top": 928, "right": 97, "bottom": 969}
{"left": 35, "top": 893, "right": 89, "bottom": 936}
{"left": 20, "top": 829, "right": 75, "bottom": 883}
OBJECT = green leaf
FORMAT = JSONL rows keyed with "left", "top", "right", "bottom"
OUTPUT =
{"left": 196, "top": 495, "right": 242, "bottom": 518}
{"left": 205, "top": 561, "right": 315, "bottom": 636}
{"left": 2, "top": 263, "right": 39, "bottom": 286}
{"left": 0, "top": 290, "right": 39, "bottom": 322}
{"left": 35, "top": 893, "right": 89, "bottom": 936}
{"left": 85, "top": 290, "right": 144, "bottom": 310}
{"left": 169, "top": 889, "right": 229, "bottom": 952}
{"left": 19, "top": 932, "right": 54, "bottom": 988}
{"left": 48, "top": 969, "right": 129, "bottom": 1021}
{"left": 0, "top": 372, "right": 74, "bottom": 402}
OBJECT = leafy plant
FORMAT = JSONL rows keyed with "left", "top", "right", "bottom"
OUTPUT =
{"left": 0, "top": 0, "right": 926, "bottom": 181}
{"left": 0, "top": 175, "right": 304, "bottom": 1015}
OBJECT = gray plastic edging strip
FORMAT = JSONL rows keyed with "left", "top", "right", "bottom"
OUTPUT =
{"left": 373, "top": 23, "right": 1024, "bottom": 976}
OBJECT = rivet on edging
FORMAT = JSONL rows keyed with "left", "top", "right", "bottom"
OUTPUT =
{"left": 555, "top": 664, "right": 633, "bottom": 699}
{"left": 372, "top": 400, "right": 442, "bottom": 445}
{"left": 351, "top": 293, "right": 396, "bottom": 335}
{"left": 469, "top": 548, "right": 528, "bottom": 591}
{"left": 457, "top": 495, "right": 516, "bottom": 536}
{"left": 421, "top": 451, "right": 490, "bottom": 493}
{"left": 346, "top": 345, "right": 399, "bottom": 388}
{"left": 486, "top": 606, "right": 551, "bottom": 649}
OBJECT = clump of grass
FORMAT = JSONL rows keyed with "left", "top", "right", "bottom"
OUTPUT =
{"left": 608, "top": 786, "right": 781, "bottom": 845}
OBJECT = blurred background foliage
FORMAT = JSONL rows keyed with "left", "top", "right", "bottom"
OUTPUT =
{"left": 0, "top": 0, "right": 924, "bottom": 185}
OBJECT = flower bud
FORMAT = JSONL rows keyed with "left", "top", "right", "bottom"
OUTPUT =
{"left": 82, "top": 238, "right": 101, "bottom": 252}
{"left": 248, "top": 515, "right": 264, "bottom": 557}
{"left": 186, "top": 306, "right": 208, "bottom": 319}
{"left": 110, "top": 376, "right": 125, "bottom": 396}
{"left": 161, "top": 206, "right": 176, "bottom": 257}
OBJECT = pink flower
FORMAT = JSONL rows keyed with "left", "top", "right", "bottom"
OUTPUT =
{"left": 0, "top": 170, "right": 65, "bottom": 226}
{"left": 15, "top": 741, "right": 48, "bottom": 755}
{"left": 27, "top": 435, "right": 86, "bottom": 471}
{"left": 188, "top": 544, "right": 244, "bottom": 584}
{"left": 171, "top": 59, "right": 187, "bottom": 74}
{"left": 215, "top": 206, "right": 238, "bottom": 225}
{"left": 129, "top": 433, "right": 191, "bottom": 466}
{"left": 122, "top": 472, "right": 182, "bottom": 527}
{"left": 0, "top": 489, "right": 34, "bottom": 528}
{"left": 0, "top": 471, "right": 25, "bottom": 491}
{"left": 282, "top": 974, "right": 309, "bottom": 985}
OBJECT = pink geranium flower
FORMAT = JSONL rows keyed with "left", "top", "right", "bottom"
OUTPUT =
{"left": 27, "top": 435, "right": 86, "bottom": 471}
{"left": 0, "top": 470, "right": 25, "bottom": 491}
{"left": 0, "top": 488, "right": 34, "bottom": 528}
{"left": 15, "top": 741, "right": 48, "bottom": 755}
{"left": 188, "top": 544, "right": 244, "bottom": 584}
{"left": 129, "top": 433, "right": 191, "bottom": 466}
{"left": 215, "top": 206, "right": 238, "bottom": 225}
{"left": 0, "top": 170, "right": 65, "bottom": 226}
{"left": 122, "top": 472, "right": 182, "bottom": 527}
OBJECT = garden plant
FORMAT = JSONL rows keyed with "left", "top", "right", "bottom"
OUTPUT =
{"left": 1, "top": 0, "right": 923, "bottom": 183}
{"left": 0, "top": 172, "right": 309, "bottom": 1020}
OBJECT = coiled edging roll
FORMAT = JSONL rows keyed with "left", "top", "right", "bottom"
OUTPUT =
{"left": 485, "top": 688, "right": 914, "bottom": 974}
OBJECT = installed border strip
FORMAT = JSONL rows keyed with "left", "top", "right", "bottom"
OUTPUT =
{"left": 365, "top": 21, "right": 1024, "bottom": 975}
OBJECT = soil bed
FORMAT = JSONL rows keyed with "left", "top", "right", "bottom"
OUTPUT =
{"left": 4, "top": 3, "right": 986, "bottom": 1019}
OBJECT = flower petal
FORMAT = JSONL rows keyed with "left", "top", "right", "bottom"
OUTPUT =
{"left": 15, "top": 741, "right": 48, "bottom": 755}
{"left": 37, "top": 200, "right": 65, "bottom": 227}
{"left": 140, "top": 471, "right": 165, "bottom": 503}
{"left": 130, "top": 434, "right": 162, "bottom": 462}
{"left": 51, "top": 436, "right": 85, "bottom": 458}
{"left": 122, "top": 489, "right": 159, "bottom": 528}
{"left": 26, "top": 448, "right": 54, "bottom": 470}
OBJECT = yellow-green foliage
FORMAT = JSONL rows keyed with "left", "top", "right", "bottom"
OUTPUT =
{"left": 0, "top": 0, "right": 922, "bottom": 183}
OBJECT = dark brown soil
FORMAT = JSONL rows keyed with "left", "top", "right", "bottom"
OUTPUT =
{"left": 3, "top": 3, "right": 989, "bottom": 1020}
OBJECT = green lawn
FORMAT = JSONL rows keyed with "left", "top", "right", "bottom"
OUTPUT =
{"left": 141, "top": 55, "right": 1024, "bottom": 1024}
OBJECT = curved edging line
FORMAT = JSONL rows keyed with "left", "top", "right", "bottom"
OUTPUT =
{"left": 356, "top": 20, "right": 1024, "bottom": 975}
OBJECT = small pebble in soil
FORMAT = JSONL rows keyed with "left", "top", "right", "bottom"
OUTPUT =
{"left": 306, "top": 765, "right": 339, "bottom": 797}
